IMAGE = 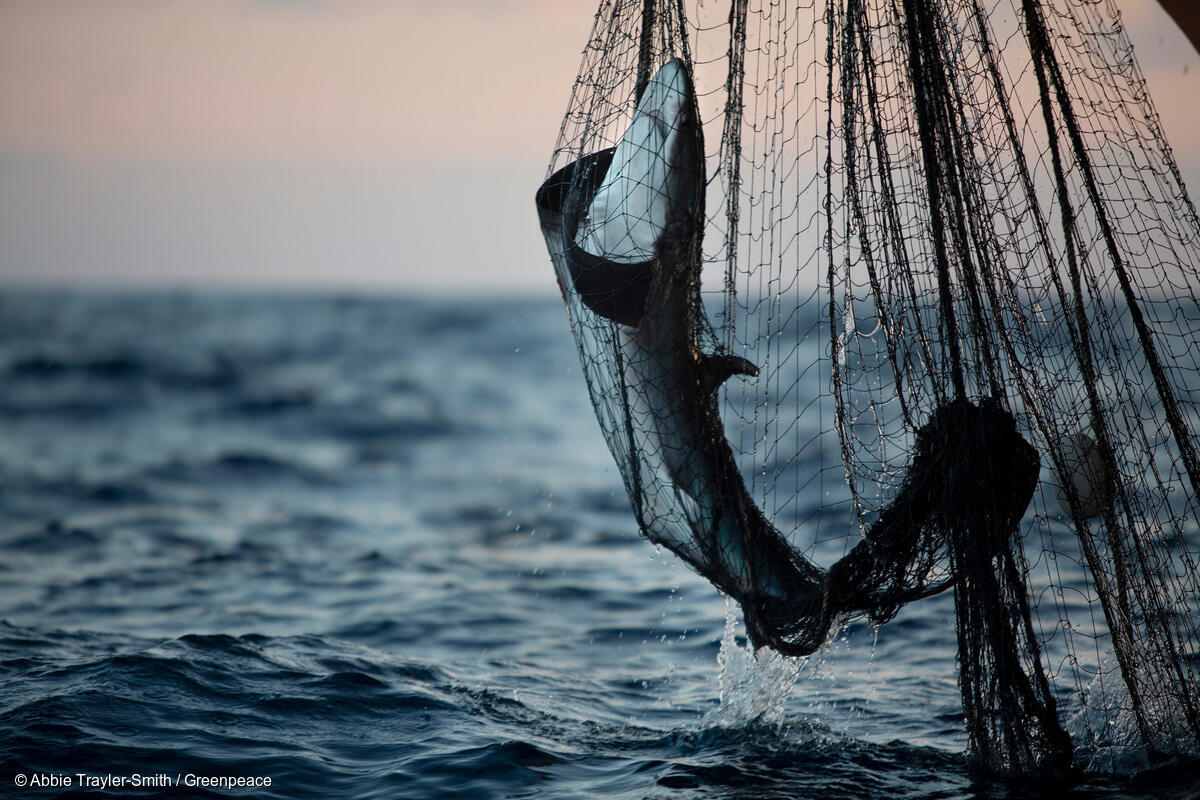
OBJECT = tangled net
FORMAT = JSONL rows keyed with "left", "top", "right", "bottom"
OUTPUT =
{"left": 537, "top": 0, "right": 1200, "bottom": 775}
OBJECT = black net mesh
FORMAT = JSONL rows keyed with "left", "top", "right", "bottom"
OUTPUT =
{"left": 536, "top": 0, "right": 1200, "bottom": 775}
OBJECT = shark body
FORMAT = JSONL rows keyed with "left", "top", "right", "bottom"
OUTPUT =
{"left": 537, "top": 60, "right": 824, "bottom": 649}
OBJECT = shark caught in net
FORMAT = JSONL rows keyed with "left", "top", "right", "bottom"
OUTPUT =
{"left": 536, "top": 0, "right": 1200, "bottom": 775}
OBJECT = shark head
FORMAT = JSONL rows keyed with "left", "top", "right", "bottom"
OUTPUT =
{"left": 576, "top": 58, "right": 699, "bottom": 266}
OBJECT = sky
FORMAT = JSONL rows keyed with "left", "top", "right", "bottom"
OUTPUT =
{"left": 0, "top": 0, "right": 1196, "bottom": 293}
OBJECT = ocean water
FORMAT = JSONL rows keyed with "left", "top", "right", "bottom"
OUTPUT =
{"left": 0, "top": 290, "right": 1196, "bottom": 799}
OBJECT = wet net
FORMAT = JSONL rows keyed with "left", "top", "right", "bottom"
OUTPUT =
{"left": 536, "top": 0, "right": 1200, "bottom": 775}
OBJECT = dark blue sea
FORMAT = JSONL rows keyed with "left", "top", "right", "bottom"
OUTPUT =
{"left": 1, "top": 290, "right": 1196, "bottom": 799}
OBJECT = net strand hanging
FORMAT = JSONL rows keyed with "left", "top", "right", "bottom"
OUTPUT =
{"left": 536, "top": 0, "right": 1200, "bottom": 775}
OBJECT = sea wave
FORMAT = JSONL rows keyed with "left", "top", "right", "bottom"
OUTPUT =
{"left": 1, "top": 292, "right": 1197, "bottom": 798}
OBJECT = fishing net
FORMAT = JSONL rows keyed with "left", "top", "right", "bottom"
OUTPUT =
{"left": 536, "top": 0, "right": 1200, "bottom": 775}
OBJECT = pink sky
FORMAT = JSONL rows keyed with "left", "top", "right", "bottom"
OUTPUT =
{"left": 0, "top": 0, "right": 589, "bottom": 164}
{"left": 0, "top": 0, "right": 1196, "bottom": 290}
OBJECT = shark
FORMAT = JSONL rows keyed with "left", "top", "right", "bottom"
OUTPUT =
{"left": 536, "top": 59, "right": 828, "bottom": 651}
{"left": 536, "top": 48, "right": 1067, "bottom": 773}
{"left": 535, "top": 59, "right": 1012, "bottom": 655}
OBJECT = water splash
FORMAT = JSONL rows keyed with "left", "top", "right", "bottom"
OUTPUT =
{"left": 1064, "top": 650, "right": 1200, "bottom": 773}
{"left": 703, "top": 598, "right": 801, "bottom": 727}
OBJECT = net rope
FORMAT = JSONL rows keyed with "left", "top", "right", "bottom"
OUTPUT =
{"left": 536, "top": 0, "right": 1200, "bottom": 774}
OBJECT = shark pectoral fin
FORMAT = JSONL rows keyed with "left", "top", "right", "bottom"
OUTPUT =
{"left": 567, "top": 247, "right": 655, "bottom": 328}
{"left": 536, "top": 148, "right": 655, "bottom": 328}
{"left": 552, "top": 59, "right": 701, "bottom": 329}
{"left": 700, "top": 354, "right": 759, "bottom": 395}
